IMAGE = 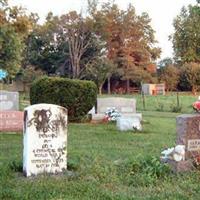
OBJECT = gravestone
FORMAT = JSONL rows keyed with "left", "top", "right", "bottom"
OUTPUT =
{"left": 117, "top": 116, "right": 142, "bottom": 131}
{"left": 0, "top": 111, "right": 24, "bottom": 132}
{"left": 176, "top": 114, "right": 200, "bottom": 160}
{"left": 97, "top": 97, "right": 136, "bottom": 114}
{"left": 23, "top": 104, "right": 68, "bottom": 177}
{"left": 92, "top": 97, "right": 141, "bottom": 121}
{"left": 0, "top": 91, "right": 19, "bottom": 111}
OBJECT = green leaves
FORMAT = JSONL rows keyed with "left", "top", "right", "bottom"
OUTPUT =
{"left": 0, "top": 25, "right": 23, "bottom": 77}
{"left": 172, "top": 4, "right": 200, "bottom": 63}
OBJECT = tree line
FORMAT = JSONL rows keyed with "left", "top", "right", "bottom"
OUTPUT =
{"left": 1, "top": 0, "right": 200, "bottom": 94}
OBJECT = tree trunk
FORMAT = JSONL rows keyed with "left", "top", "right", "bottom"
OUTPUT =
{"left": 192, "top": 85, "right": 197, "bottom": 95}
{"left": 99, "top": 84, "right": 103, "bottom": 95}
{"left": 107, "top": 76, "right": 111, "bottom": 94}
{"left": 126, "top": 79, "right": 130, "bottom": 94}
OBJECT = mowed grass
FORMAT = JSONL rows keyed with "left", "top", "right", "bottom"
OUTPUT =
{"left": 1, "top": 94, "right": 200, "bottom": 199}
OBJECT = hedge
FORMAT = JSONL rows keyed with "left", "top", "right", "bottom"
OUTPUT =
{"left": 30, "top": 76, "right": 97, "bottom": 122}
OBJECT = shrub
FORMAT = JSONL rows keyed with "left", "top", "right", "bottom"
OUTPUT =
{"left": 30, "top": 76, "right": 97, "bottom": 122}
{"left": 127, "top": 156, "right": 171, "bottom": 186}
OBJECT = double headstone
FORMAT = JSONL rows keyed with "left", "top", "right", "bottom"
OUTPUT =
{"left": 23, "top": 104, "right": 68, "bottom": 177}
{"left": 92, "top": 97, "right": 142, "bottom": 121}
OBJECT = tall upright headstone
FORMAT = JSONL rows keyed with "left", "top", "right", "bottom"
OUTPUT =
{"left": 23, "top": 104, "right": 68, "bottom": 177}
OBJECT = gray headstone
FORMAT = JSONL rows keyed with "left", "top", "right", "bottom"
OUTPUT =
{"left": 23, "top": 104, "right": 68, "bottom": 177}
{"left": 0, "top": 90, "right": 19, "bottom": 111}
{"left": 176, "top": 114, "right": 200, "bottom": 160}
{"left": 97, "top": 97, "right": 136, "bottom": 114}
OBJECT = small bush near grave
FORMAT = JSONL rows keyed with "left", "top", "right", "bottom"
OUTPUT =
{"left": 127, "top": 156, "right": 171, "bottom": 186}
{"left": 30, "top": 76, "right": 97, "bottom": 122}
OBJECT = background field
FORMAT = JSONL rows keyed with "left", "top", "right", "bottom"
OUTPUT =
{"left": 1, "top": 93, "right": 200, "bottom": 200}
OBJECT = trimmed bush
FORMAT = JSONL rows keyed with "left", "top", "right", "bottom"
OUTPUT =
{"left": 30, "top": 76, "right": 97, "bottom": 122}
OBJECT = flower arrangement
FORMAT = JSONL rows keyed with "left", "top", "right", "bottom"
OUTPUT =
{"left": 104, "top": 107, "right": 121, "bottom": 121}
{"left": 193, "top": 96, "right": 200, "bottom": 112}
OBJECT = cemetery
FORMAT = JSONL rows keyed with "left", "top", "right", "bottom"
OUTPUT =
{"left": 2, "top": 0, "right": 200, "bottom": 199}
{"left": 1, "top": 84, "right": 200, "bottom": 199}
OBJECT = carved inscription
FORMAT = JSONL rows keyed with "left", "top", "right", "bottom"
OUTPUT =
{"left": 23, "top": 104, "right": 68, "bottom": 177}
{"left": 188, "top": 139, "right": 200, "bottom": 151}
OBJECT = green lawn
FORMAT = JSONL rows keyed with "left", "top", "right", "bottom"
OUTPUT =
{"left": 1, "top": 94, "right": 200, "bottom": 199}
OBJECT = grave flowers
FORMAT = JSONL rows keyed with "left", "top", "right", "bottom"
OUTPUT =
{"left": 193, "top": 96, "right": 200, "bottom": 112}
{"left": 104, "top": 107, "right": 121, "bottom": 122}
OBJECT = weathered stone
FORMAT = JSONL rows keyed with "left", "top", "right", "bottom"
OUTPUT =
{"left": 167, "top": 159, "right": 195, "bottom": 173}
{"left": 97, "top": 97, "right": 136, "bottom": 114}
{"left": 0, "top": 111, "right": 23, "bottom": 132}
{"left": 176, "top": 114, "right": 200, "bottom": 160}
{"left": 0, "top": 90, "right": 19, "bottom": 111}
{"left": 92, "top": 97, "right": 142, "bottom": 122}
{"left": 116, "top": 116, "right": 142, "bottom": 131}
{"left": 23, "top": 104, "right": 68, "bottom": 177}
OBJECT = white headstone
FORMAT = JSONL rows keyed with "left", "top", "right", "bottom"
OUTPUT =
{"left": 23, "top": 104, "right": 68, "bottom": 177}
{"left": 0, "top": 90, "right": 19, "bottom": 111}
{"left": 116, "top": 116, "right": 142, "bottom": 131}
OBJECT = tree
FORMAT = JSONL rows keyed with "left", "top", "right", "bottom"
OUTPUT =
{"left": 0, "top": 1, "right": 37, "bottom": 77}
{"left": 172, "top": 3, "right": 200, "bottom": 63}
{"left": 83, "top": 58, "right": 116, "bottom": 94}
{"left": 181, "top": 62, "right": 200, "bottom": 94}
{"left": 159, "top": 65, "right": 179, "bottom": 92}
{"left": 158, "top": 57, "right": 173, "bottom": 68}
{"left": 124, "top": 67, "right": 157, "bottom": 86}
{"left": 0, "top": 25, "right": 23, "bottom": 77}
{"left": 16, "top": 65, "right": 45, "bottom": 92}
{"left": 88, "top": 2, "right": 160, "bottom": 91}
{"left": 58, "top": 11, "right": 97, "bottom": 78}
{"left": 25, "top": 13, "right": 69, "bottom": 75}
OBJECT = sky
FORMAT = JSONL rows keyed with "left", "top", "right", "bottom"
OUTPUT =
{"left": 9, "top": 0, "right": 197, "bottom": 61}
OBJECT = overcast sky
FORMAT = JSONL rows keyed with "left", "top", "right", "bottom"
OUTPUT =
{"left": 9, "top": 0, "right": 196, "bottom": 61}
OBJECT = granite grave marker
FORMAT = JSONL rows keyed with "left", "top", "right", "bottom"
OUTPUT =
{"left": 0, "top": 111, "right": 24, "bottom": 132}
{"left": 0, "top": 91, "right": 19, "bottom": 111}
{"left": 176, "top": 114, "right": 200, "bottom": 160}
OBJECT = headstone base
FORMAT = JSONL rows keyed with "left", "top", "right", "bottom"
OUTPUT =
{"left": 167, "top": 159, "right": 195, "bottom": 173}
